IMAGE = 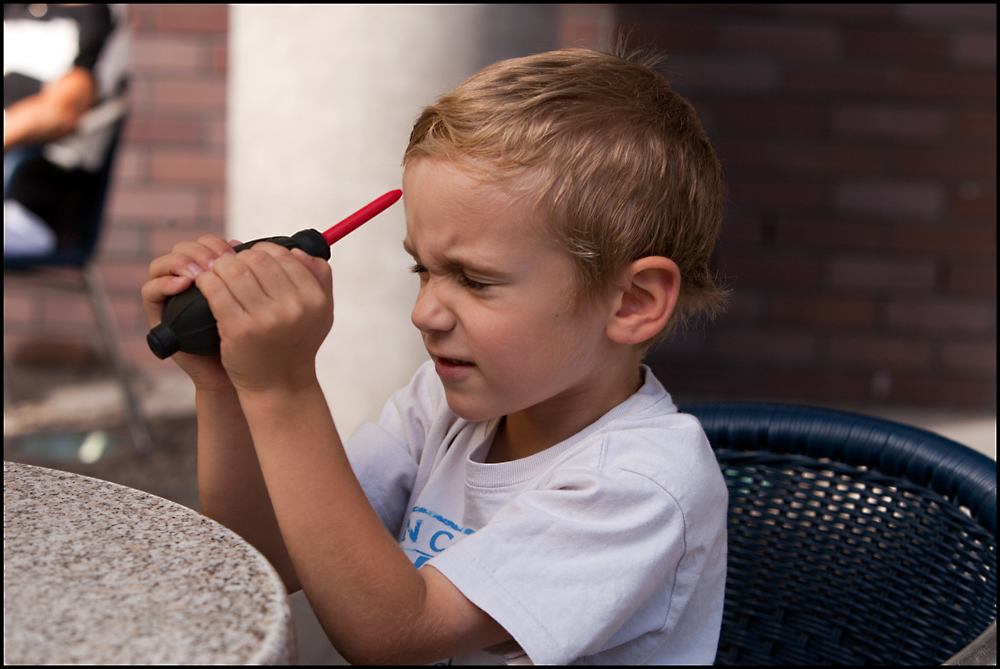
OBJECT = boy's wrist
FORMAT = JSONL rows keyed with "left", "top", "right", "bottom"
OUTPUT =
{"left": 232, "top": 375, "right": 325, "bottom": 412}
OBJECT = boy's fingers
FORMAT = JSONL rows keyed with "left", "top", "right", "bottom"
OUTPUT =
{"left": 247, "top": 243, "right": 329, "bottom": 295}
{"left": 195, "top": 234, "right": 239, "bottom": 258}
{"left": 141, "top": 275, "right": 192, "bottom": 324}
{"left": 154, "top": 236, "right": 236, "bottom": 279}
{"left": 194, "top": 266, "right": 249, "bottom": 324}
{"left": 290, "top": 248, "right": 333, "bottom": 290}
{"left": 209, "top": 251, "right": 280, "bottom": 313}
{"left": 149, "top": 252, "right": 203, "bottom": 281}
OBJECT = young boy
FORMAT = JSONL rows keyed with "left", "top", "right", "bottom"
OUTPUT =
{"left": 142, "top": 48, "right": 729, "bottom": 665}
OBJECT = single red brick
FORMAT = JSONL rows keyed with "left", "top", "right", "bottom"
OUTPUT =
{"left": 663, "top": 54, "right": 780, "bottom": 93}
{"left": 718, "top": 23, "right": 839, "bottom": 58}
{"left": 890, "top": 225, "right": 996, "bottom": 257}
{"left": 947, "top": 264, "right": 996, "bottom": 295}
{"left": 95, "top": 227, "right": 144, "bottom": 258}
{"left": 629, "top": 22, "right": 716, "bottom": 51}
{"left": 208, "top": 192, "right": 226, "bottom": 224}
{"left": 42, "top": 296, "right": 96, "bottom": 327}
{"left": 828, "top": 336, "right": 932, "bottom": 369}
{"left": 828, "top": 256, "right": 937, "bottom": 292}
{"left": 108, "top": 186, "right": 200, "bottom": 223}
{"left": 721, "top": 101, "right": 828, "bottom": 132}
{"left": 833, "top": 106, "right": 948, "bottom": 142}
{"left": 898, "top": 4, "right": 998, "bottom": 28}
{"left": 887, "top": 300, "right": 995, "bottom": 333}
{"left": 942, "top": 340, "right": 996, "bottom": 376}
{"left": 769, "top": 297, "right": 877, "bottom": 328}
{"left": 713, "top": 330, "right": 818, "bottom": 364}
{"left": 718, "top": 213, "right": 763, "bottom": 244}
{"left": 955, "top": 111, "right": 997, "bottom": 142}
{"left": 786, "top": 67, "right": 889, "bottom": 96}
{"left": 950, "top": 186, "right": 996, "bottom": 218}
{"left": 558, "top": 5, "right": 614, "bottom": 50}
{"left": 150, "top": 150, "right": 226, "bottom": 185}
{"left": 894, "top": 147, "right": 996, "bottom": 179}
{"left": 93, "top": 262, "right": 155, "bottom": 291}
{"left": 131, "top": 35, "right": 203, "bottom": 73}
{"left": 204, "top": 118, "right": 226, "bottom": 149}
{"left": 775, "top": 218, "right": 886, "bottom": 252}
{"left": 713, "top": 140, "right": 770, "bottom": 169}
{"left": 111, "top": 148, "right": 148, "bottom": 184}
{"left": 645, "top": 363, "right": 762, "bottom": 399}
{"left": 149, "top": 226, "right": 221, "bottom": 257}
{"left": 124, "top": 118, "right": 203, "bottom": 145}
{"left": 779, "top": 5, "right": 892, "bottom": 21}
{"left": 777, "top": 145, "right": 886, "bottom": 175}
{"left": 108, "top": 297, "right": 146, "bottom": 333}
{"left": 952, "top": 32, "right": 997, "bottom": 67}
{"left": 153, "top": 80, "right": 227, "bottom": 112}
{"left": 897, "top": 69, "right": 997, "bottom": 101}
{"left": 727, "top": 179, "right": 825, "bottom": 208}
{"left": 842, "top": 29, "right": 949, "bottom": 62}
{"left": 887, "top": 375, "right": 989, "bottom": 408}
{"left": 715, "top": 252, "right": 822, "bottom": 287}
{"left": 763, "top": 370, "right": 873, "bottom": 403}
{"left": 834, "top": 180, "right": 944, "bottom": 219}
{"left": 155, "top": 5, "right": 228, "bottom": 33}
{"left": 210, "top": 42, "right": 228, "bottom": 73}
{"left": 128, "top": 5, "right": 156, "bottom": 31}
{"left": 779, "top": 218, "right": 887, "bottom": 251}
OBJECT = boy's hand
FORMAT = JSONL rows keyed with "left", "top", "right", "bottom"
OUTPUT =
{"left": 142, "top": 235, "right": 238, "bottom": 393}
{"left": 195, "top": 242, "right": 334, "bottom": 394}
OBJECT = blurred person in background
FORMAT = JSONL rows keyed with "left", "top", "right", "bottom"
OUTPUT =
{"left": 4, "top": 3, "right": 128, "bottom": 257}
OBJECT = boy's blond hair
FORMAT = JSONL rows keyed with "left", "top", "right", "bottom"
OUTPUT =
{"left": 404, "top": 48, "right": 728, "bottom": 339}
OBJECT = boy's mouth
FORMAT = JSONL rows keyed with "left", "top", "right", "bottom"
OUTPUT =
{"left": 436, "top": 355, "right": 473, "bottom": 367}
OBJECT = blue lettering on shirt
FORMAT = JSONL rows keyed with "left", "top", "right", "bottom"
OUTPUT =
{"left": 399, "top": 506, "right": 474, "bottom": 568}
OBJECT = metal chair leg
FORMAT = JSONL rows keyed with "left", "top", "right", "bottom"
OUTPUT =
{"left": 83, "top": 263, "right": 152, "bottom": 454}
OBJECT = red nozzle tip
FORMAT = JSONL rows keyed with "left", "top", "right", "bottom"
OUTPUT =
{"left": 322, "top": 189, "right": 403, "bottom": 246}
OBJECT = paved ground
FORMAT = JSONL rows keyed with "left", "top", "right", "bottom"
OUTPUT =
{"left": 4, "top": 347, "right": 994, "bottom": 665}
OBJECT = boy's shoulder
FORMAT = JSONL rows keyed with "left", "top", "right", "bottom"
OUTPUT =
{"left": 557, "top": 368, "right": 725, "bottom": 502}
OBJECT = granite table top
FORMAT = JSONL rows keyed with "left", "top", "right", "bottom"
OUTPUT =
{"left": 3, "top": 461, "right": 295, "bottom": 664}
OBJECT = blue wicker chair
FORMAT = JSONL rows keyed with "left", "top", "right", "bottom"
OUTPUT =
{"left": 679, "top": 403, "right": 996, "bottom": 666}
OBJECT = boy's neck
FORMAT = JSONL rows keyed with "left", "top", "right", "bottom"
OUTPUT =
{"left": 485, "top": 364, "right": 645, "bottom": 464}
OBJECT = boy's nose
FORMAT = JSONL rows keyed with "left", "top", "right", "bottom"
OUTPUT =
{"left": 411, "top": 280, "right": 456, "bottom": 333}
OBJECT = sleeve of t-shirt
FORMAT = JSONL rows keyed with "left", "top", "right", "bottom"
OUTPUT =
{"left": 427, "top": 456, "right": 693, "bottom": 665}
{"left": 343, "top": 362, "right": 446, "bottom": 537}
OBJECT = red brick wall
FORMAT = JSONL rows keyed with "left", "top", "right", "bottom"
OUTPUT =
{"left": 619, "top": 4, "right": 996, "bottom": 409}
{"left": 5, "top": 5, "right": 994, "bottom": 411}
{"left": 4, "top": 5, "right": 229, "bottom": 371}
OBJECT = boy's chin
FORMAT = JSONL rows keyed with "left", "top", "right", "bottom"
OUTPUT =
{"left": 443, "top": 394, "right": 504, "bottom": 424}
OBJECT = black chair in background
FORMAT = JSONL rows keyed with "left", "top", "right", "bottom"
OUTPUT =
{"left": 680, "top": 402, "right": 996, "bottom": 666}
{"left": 4, "top": 112, "right": 152, "bottom": 453}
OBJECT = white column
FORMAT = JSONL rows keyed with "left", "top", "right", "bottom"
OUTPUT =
{"left": 228, "top": 6, "right": 555, "bottom": 437}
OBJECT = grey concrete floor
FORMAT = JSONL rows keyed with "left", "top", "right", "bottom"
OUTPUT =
{"left": 4, "top": 346, "right": 995, "bottom": 665}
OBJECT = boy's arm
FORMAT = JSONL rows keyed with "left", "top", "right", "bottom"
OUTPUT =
{"left": 194, "top": 385, "right": 300, "bottom": 592}
{"left": 141, "top": 237, "right": 299, "bottom": 591}
{"left": 197, "top": 243, "right": 512, "bottom": 664}
{"left": 237, "top": 384, "right": 509, "bottom": 664}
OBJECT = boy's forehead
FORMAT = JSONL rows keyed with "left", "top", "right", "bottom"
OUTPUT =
{"left": 401, "top": 164, "right": 568, "bottom": 273}
{"left": 403, "top": 157, "right": 552, "bottom": 242}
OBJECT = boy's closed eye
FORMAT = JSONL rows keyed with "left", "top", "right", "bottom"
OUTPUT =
{"left": 409, "top": 262, "right": 492, "bottom": 291}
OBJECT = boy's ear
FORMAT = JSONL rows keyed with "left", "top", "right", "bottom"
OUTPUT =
{"left": 605, "top": 257, "right": 681, "bottom": 345}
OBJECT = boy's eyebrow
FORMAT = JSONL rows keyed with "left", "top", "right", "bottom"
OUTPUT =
{"left": 402, "top": 239, "right": 418, "bottom": 260}
{"left": 401, "top": 239, "right": 504, "bottom": 277}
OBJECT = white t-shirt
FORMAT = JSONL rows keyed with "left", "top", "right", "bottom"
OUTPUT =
{"left": 345, "top": 361, "right": 728, "bottom": 665}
